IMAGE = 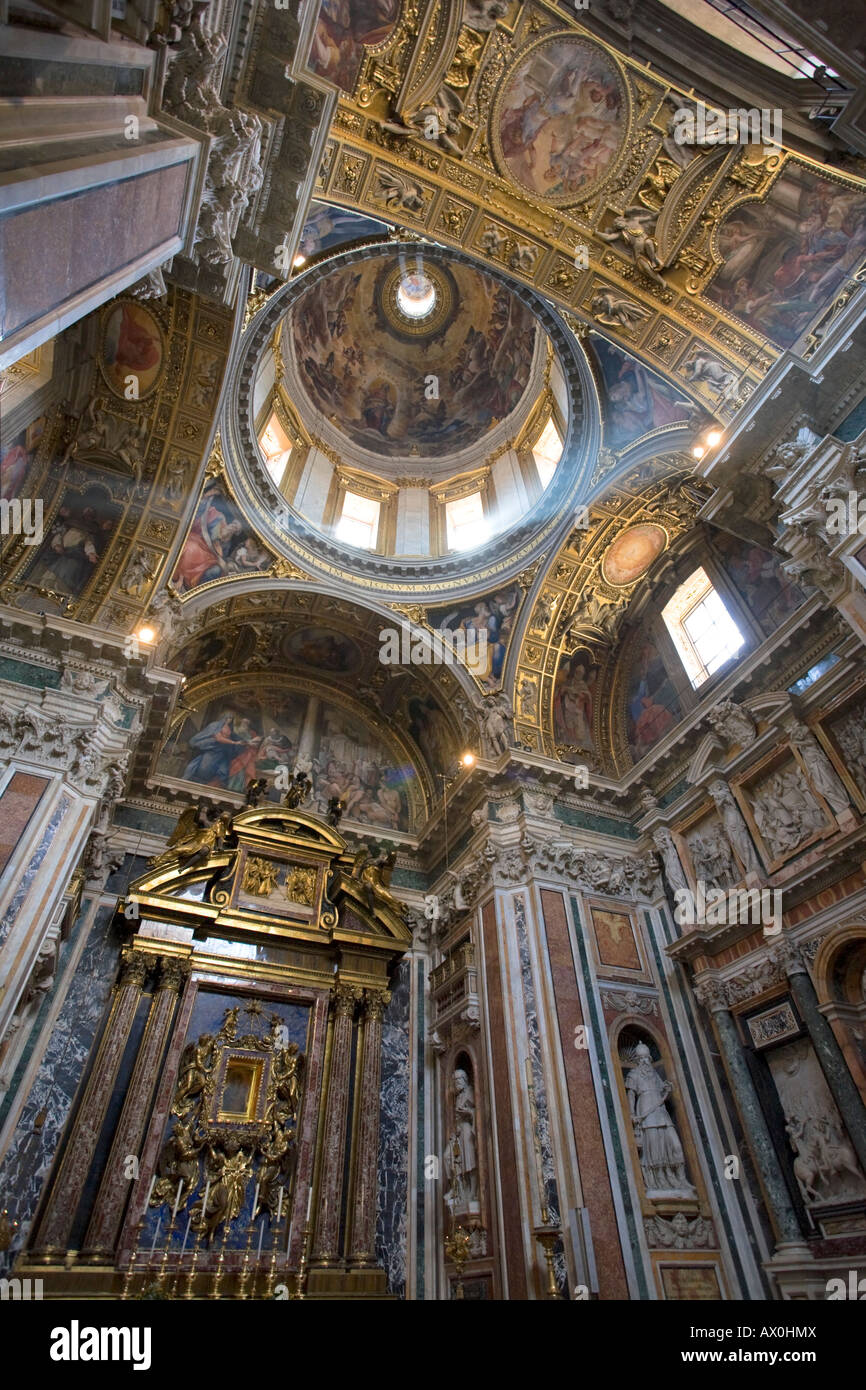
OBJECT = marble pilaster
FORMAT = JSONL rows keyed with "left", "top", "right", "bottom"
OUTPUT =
{"left": 347, "top": 988, "right": 389, "bottom": 1266}
{"left": 311, "top": 981, "right": 358, "bottom": 1264}
{"left": 30, "top": 948, "right": 151, "bottom": 1258}
{"left": 79, "top": 954, "right": 188, "bottom": 1259}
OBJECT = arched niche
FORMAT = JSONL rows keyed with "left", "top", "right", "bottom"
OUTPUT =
{"left": 812, "top": 924, "right": 866, "bottom": 1104}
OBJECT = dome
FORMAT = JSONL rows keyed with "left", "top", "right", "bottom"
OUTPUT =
{"left": 228, "top": 242, "right": 599, "bottom": 589}
{"left": 283, "top": 250, "right": 541, "bottom": 464}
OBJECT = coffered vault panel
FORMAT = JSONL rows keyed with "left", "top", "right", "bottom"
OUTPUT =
{"left": 311, "top": 1, "right": 866, "bottom": 420}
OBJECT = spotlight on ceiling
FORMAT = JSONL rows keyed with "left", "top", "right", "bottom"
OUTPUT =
{"left": 460, "top": 752, "right": 476, "bottom": 768}
{"left": 706, "top": 429, "right": 722, "bottom": 447}
{"left": 692, "top": 445, "right": 705, "bottom": 460}
{"left": 136, "top": 625, "right": 156, "bottom": 645}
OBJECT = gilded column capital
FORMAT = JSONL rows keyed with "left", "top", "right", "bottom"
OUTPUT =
{"left": 156, "top": 955, "right": 190, "bottom": 994}
{"left": 332, "top": 982, "right": 361, "bottom": 1019}
{"left": 363, "top": 988, "right": 391, "bottom": 1023}
{"left": 118, "top": 949, "right": 150, "bottom": 989}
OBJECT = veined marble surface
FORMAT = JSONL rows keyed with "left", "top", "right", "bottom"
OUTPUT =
{"left": 0, "top": 903, "right": 123, "bottom": 1273}
{"left": 376, "top": 956, "right": 411, "bottom": 1296}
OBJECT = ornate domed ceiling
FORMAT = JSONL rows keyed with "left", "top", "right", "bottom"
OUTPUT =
{"left": 284, "top": 251, "right": 541, "bottom": 462}
{"left": 226, "top": 242, "right": 599, "bottom": 593}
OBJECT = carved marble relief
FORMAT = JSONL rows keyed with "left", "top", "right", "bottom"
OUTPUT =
{"left": 767, "top": 1038, "right": 866, "bottom": 1208}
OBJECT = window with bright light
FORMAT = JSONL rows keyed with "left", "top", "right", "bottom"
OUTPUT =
{"left": 336, "top": 490, "right": 380, "bottom": 550}
{"left": 532, "top": 416, "right": 562, "bottom": 488}
{"left": 446, "top": 492, "right": 487, "bottom": 551}
{"left": 662, "top": 566, "right": 744, "bottom": 688}
{"left": 259, "top": 414, "right": 292, "bottom": 488}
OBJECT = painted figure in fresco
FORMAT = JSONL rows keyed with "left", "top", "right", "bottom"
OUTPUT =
{"left": 708, "top": 168, "right": 866, "bottom": 348}
{"left": 499, "top": 44, "right": 623, "bottom": 199}
{"left": 309, "top": 0, "right": 399, "bottom": 91}
{"left": 599, "top": 344, "right": 691, "bottom": 448}
{"left": 298, "top": 201, "right": 387, "bottom": 259}
{"left": 173, "top": 493, "right": 243, "bottom": 591}
{"left": 29, "top": 502, "right": 115, "bottom": 598}
{"left": 0, "top": 442, "right": 31, "bottom": 500}
{"left": 554, "top": 655, "right": 597, "bottom": 749}
{"left": 183, "top": 712, "right": 251, "bottom": 784}
{"left": 712, "top": 534, "right": 803, "bottom": 632}
{"left": 627, "top": 641, "right": 681, "bottom": 761}
{"left": 434, "top": 587, "right": 519, "bottom": 689}
{"left": 407, "top": 695, "right": 453, "bottom": 772}
{"left": 632, "top": 695, "right": 677, "bottom": 758}
{"left": 345, "top": 761, "right": 402, "bottom": 828}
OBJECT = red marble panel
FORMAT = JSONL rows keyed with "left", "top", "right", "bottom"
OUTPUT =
{"left": 0, "top": 771, "right": 50, "bottom": 876}
{"left": 479, "top": 897, "right": 527, "bottom": 1299}
{"left": 540, "top": 888, "right": 629, "bottom": 1299}
{"left": 0, "top": 161, "right": 189, "bottom": 340}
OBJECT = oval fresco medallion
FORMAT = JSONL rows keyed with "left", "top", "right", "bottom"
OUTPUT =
{"left": 100, "top": 300, "right": 164, "bottom": 400}
{"left": 493, "top": 35, "right": 629, "bottom": 205}
{"left": 601, "top": 523, "right": 667, "bottom": 587}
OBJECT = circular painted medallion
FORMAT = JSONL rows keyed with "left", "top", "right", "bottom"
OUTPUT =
{"left": 494, "top": 35, "right": 628, "bottom": 205}
{"left": 601, "top": 523, "right": 667, "bottom": 587}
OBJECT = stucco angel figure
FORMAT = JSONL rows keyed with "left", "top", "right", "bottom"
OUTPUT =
{"left": 598, "top": 210, "right": 667, "bottom": 287}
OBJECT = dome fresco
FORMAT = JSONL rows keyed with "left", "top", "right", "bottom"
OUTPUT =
{"left": 286, "top": 252, "right": 541, "bottom": 459}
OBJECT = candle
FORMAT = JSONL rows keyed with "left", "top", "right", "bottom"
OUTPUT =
{"left": 257, "top": 1215, "right": 265, "bottom": 1259}
{"left": 145, "top": 1174, "right": 156, "bottom": 1208}
{"left": 306, "top": 1188, "right": 313, "bottom": 1222}
{"left": 252, "top": 1182, "right": 260, "bottom": 1219}
{"left": 180, "top": 1215, "right": 192, "bottom": 1254}
{"left": 172, "top": 1179, "right": 183, "bottom": 1222}
{"left": 150, "top": 1215, "right": 161, "bottom": 1254}
{"left": 276, "top": 1187, "right": 283, "bottom": 1224}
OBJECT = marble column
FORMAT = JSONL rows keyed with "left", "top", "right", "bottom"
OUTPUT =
{"left": 30, "top": 948, "right": 151, "bottom": 1260}
{"left": 311, "top": 981, "right": 358, "bottom": 1265}
{"left": 347, "top": 988, "right": 389, "bottom": 1266}
{"left": 771, "top": 939, "right": 866, "bottom": 1176}
{"left": 79, "top": 955, "right": 188, "bottom": 1260}
{"left": 695, "top": 977, "right": 804, "bottom": 1247}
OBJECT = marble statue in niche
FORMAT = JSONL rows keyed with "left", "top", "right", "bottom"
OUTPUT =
{"left": 788, "top": 722, "right": 851, "bottom": 816}
{"left": 444, "top": 1066, "right": 479, "bottom": 1213}
{"left": 833, "top": 705, "right": 866, "bottom": 795}
{"left": 708, "top": 780, "right": 762, "bottom": 876}
{"left": 688, "top": 825, "right": 737, "bottom": 891}
{"left": 749, "top": 765, "right": 826, "bottom": 860}
{"left": 652, "top": 827, "right": 689, "bottom": 893}
{"left": 622, "top": 1041, "right": 695, "bottom": 1198}
{"left": 768, "top": 1037, "right": 866, "bottom": 1207}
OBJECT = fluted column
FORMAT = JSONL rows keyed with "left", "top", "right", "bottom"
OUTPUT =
{"left": 311, "top": 981, "right": 359, "bottom": 1265}
{"left": 31, "top": 948, "right": 152, "bottom": 1259}
{"left": 80, "top": 955, "right": 189, "bottom": 1260}
{"left": 347, "top": 988, "right": 389, "bottom": 1266}
{"left": 771, "top": 939, "right": 866, "bottom": 1176}
{"left": 694, "top": 977, "right": 804, "bottom": 1248}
